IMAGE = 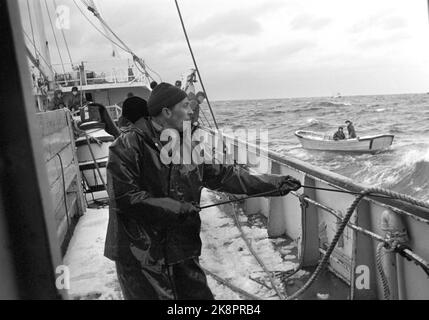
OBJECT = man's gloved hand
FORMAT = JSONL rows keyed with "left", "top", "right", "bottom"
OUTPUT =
{"left": 276, "top": 175, "right": 302, "bottom": 196}
{"left": 159, "top": 198, "right": 201, "bottom": 221}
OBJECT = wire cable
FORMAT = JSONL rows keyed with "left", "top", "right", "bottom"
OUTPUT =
{"left": 174, "top": 0, "right": 219, "bottom": 129}
{"left": 26, "top": 0, "right": 38, "bottom": 60}
{"left": 44, "top": 0, "right": 67, "bottom": 75}
{"left": 52, "top": 0, "right": 74, "bottom": 67}
{"left": 23, "top": 30, "right": 58, "bottom": 75}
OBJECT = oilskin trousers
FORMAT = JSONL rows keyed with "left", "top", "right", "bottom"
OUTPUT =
{"left": 115, "top": 257, "right": 214, "bottom": 300}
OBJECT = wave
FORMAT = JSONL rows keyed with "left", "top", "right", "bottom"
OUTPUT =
{"left": 356, "top": 147, "right": 429, "bottom": 201}
{"left": 312, "top": 101, "right": 352, "bottom": 108}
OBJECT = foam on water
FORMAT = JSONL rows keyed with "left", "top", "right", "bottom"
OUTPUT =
{"left": 212, "top": 94, "right": 429, "bottom": 201}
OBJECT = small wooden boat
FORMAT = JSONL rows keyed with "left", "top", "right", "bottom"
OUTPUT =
{"left": 295, "top": 130, "right": 394, "bottom": 153}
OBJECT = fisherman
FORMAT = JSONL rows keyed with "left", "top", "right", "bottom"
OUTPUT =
{"left": 67, "top": 87, "right": 86, "bottom": 113}
{"left": 150, "top": 81, "right": 158, "bottom": 90}
{"left": 345, "top": 120, "right": 357, "bottom": 139}
{"left": 49, "top": 89, "right": 67, "bottom": 111}
{"left": 117, "top": 96, "right": 148, "bottom": 129}
{"left": 333, "top": 127, "right": 346, "bottom": 141}
{"left": 104, "top": 82, "right": 302, "bottom": 300}
{"left": 188, "top": 91, "right": 206, "bottom": 127}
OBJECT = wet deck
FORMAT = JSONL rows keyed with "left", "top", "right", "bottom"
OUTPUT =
{"left": 64, "top": 189, "right": 349, "bottom": 300}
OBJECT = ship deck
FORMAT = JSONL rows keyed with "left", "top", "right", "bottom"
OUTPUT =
{"left": 64, "top": 189, "right": 349, "bottom": 300}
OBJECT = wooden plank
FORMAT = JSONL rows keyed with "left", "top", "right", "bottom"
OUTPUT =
{"left": 42, "top": 126, "right": 74, "bottom": 163}
{"left": 55, "top": 197, "right": 77, "bottom": 247}
{"left": 37, "top": 110, "right": 69, "bottom": 138}
{"left": 54, "top": 191, "right": 78, "bottom": 225}
{"left": 45, "top": 146, "right": 75, "bottom": 188}
{"left": 50, "top": 164, "right": 78, "bottom": 211}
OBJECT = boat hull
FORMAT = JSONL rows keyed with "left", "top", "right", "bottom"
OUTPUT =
{"left": 295, "top": 131, "right": 394, "bottom": 153}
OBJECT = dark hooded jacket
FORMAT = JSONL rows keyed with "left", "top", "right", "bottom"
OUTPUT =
{"left": 104, "top": 118, "right": 286, "bottom": 265}
{"left": 347, "top": 123, "right": 357, "bottom": 139}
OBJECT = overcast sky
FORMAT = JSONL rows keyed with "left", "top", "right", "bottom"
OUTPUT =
{"left": 19, "top": 0, "right": 429, "bottom": 100}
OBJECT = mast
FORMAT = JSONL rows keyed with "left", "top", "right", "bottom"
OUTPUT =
{"left": 31, "top": 0, "right": 54, "bottom": 83}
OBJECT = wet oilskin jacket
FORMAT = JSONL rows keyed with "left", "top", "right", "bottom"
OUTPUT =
{"left": 104, "top": 118, "right": 285, "bottom": 266}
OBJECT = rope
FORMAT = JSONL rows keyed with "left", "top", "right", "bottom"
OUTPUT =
{"left": 72, "top": 0, "right": 130, "bottom": 53}
{"left": 44, "top": 0, "right": 67, "bottom": 76}
{"left": 199, "top": 106, "right": 213, "bottom": 129}
{"left": 26, "top": 0, "right": 38, "bottom": 60}
{"left": 23, "top": 30, "right": 58, "bottom": 75}
{"left": 376, "top": 242, "right": 391, "bottom": 300}
{"left": 174, "top": 0, "right": 219, "bottom": 130}
{"left": 53, "top": 0, "right": 74, "bottom": 67}
{"left": 229, "top": 198, "right": 287, "bottom": 299}
{"left": 285, "top": 187, "right": 429, "bottom": 300}
{"left": 201, "top": 267, "right": 263, "bottom": 300}
{"left": 74, "top": 0, "right": 159, "bottom": 83}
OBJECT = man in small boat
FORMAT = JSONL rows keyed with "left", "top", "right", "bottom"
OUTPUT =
{"left": 67, "top": 87, "right": 86, "bottom": 113}
{"left": 105, "top": 82, "right": 302, "bottom": 300}
{"left": 333, "top": 127, "right": 346, "bottom": 141}
{"left": 345, "top": 120, "right": 357, "bottom": 139}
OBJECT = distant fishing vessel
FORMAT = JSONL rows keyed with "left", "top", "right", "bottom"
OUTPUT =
{"left": 295, "top": 131, "right": 395, "bottom": 153}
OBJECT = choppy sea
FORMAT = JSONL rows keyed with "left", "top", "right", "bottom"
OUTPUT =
{"left": 211, "top": 93, "right": 429, "bottom": 202}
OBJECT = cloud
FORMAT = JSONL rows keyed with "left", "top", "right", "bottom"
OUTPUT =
{"left": 192, "top": 11, "right": 262, "bottom": 39}
{"left": 270, "top": 40, "right": 317, "bottom": 56}
{"left": 349, "top": 12, "right": 408, "bottom": 34}
{"left": 357, "top": 31, "right": 411, "bottom": 49}
{"left": 290, "top": 14, "right": 332, "bottom": 31}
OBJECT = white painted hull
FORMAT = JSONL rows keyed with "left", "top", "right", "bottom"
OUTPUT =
{"left": 75, "top": 124, "right": 114, "bottom": 190}
{"left": 295, "top": 131, "right": 394, "bottom": 153}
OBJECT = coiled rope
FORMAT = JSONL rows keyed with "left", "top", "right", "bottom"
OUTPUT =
{"left": 286, "top": 187, "right": 429, "bottom": 300}
{"left": 376, "top": 242, "right": 391, "bottom": 300}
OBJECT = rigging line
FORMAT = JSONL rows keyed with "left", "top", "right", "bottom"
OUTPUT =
{"left": 72, "top": 0, "right": 130, "bottom": 53}
{"left": 199, "top": 106, "right": 213, "bottom": 129}
{"left": 82, "top": 1, "right": 132, "bottom": 53}
{"left": 52, "top": 0, "right": 74, "bottom": 67}
{"left": 44, "top": 0, "right": 67, "bottom": 76}
{"left": 145, "top": 63, "right": 163, "bottom": 83}
{"left": 174, "top": 0, "right": 219, "bottom": 130}
{"left": 79, "top": 0, "right": 160, "bottom": 82}
{"left": 23, "top": 30, "right": 58, "bottom": 74}
{"left": 26, "top": 0, "right": 38, "bottom": 60}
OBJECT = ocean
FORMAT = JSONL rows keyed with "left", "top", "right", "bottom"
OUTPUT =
{"left": 211, "top": 93, "right": 429, "bottom": 202}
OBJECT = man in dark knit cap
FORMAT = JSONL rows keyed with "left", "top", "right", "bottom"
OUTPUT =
{"left": 105, "top": 82, "right": 302, "bottom": 300}
{"left": 117, "top": 96, "right": 148, "bottom": 128}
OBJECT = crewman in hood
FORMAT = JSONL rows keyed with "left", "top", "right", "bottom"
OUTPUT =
{"left": 105, "top": 82, "right": 302, "bottom": 300}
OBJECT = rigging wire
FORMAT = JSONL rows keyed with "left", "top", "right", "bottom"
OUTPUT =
{"left": 74, "top": 0, "right": 159, "bottom": 83}
{"left": 26, "top": 0, "right": 38, "bottom": 61}
{"left": 199, "top": 106, "right": 213, "bottom": 129}
{"left": 23, "top": 30, "right": 58, "bottom": 75}
{"left": 44, "top": 0, "right": 67, "bottom": 76}
{"left": 174, "top": 0, "right": 219, "bottom": 130}
{"left": 52, "top": 0, "right": 74, "bottom": 67}
{"left": 72, "top": 0, "right": 130, "bottom": 53}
